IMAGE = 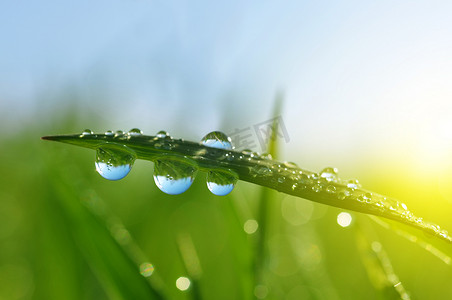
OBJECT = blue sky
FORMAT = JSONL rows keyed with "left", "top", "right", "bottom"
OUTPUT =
{"left": 1, "top": 0, "right": 451, "bottom": 171}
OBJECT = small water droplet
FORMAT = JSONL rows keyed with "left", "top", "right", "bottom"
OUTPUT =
{"left": 312, "top": 183, "right": 322, "bottom": 193}
{"left": 153, "top": 157, "right": 198, "bottom": 195}
{"left": 105, "top": 130, "right": 114, "bottom": 136}
{"left": 326, "top": 185, "right": 336, "bottom": 193}
{"left": 259, "top": 153, "right": 273, "bottom": 160}
{"left": 282, "top": 161, "right": 298, "bottom": 168}
{"left": 357, "top": 192, "right": 372, "bottom": 203}
{"left": 251, "top": 166, "right": 272, "bottom": 177}
{"left": 337, "top": 190, "right": 351, "bottom": 200}
{"left": 81, "top": 129, "right": 93, "bottom": 136}
{"left": 346, "top": 179, "right": 362, "bottom": 190}
{"left": 319, "top": 167, "right": 338, "bottom": 182}
{"left": 201, "top": 131, "right": 233, "bottom": 150}
{"left": 115, "top": 130, "right": 125, "bottom": 137}
{"left": 206, "top": 169, "right": 238, "bottom": 196}
{"left": 95, "top": 144, "right": 136, "bottom": 181}
{"left": 277, "top": 176, "right": 286, "bottom": 183}
{"left": 156, "top": 130, "right": 169, "bottom": 139}
{"left": 242, "top": 149, "right": 254, "bottom": 156}
{"left": 299, "top": 173, "right": 313, "bottom": 185}
{"left": 128, "top": 128, "right": 143, "bottom": 136}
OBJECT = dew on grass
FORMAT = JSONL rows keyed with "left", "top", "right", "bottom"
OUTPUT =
{"left": 319, "top": 167, "right": 338, "bottom": 182}
{"left": 346, "top": 179, "right": 362, "bottom": 190}
{"left": 127, "top": 128, "right": 143, "bottom": 136}
{"left": 206, "top": 169, "right": 238, "bottom": 196}
{"left": 156, "top": 130, "right": 169, "bottom": 139}
{"left": 115, "top": 130, "right": 125, "bottom": 137}
{"left": 95, "top": 144, "right": 136, "bottom": 180}
{"left": 105, "top": 130, "right": 114, "bottom": 136}
{"left": 326, "top": 185, "right": 336, "bottom": 194}
{"left": 153, "top": 157, "right": 198, "bottom": 195}
{"left": 201, "top": 131, "right": 233, "bottom": 150}
{"left": 81, "top": 129, "right": 93, "bottom": 136}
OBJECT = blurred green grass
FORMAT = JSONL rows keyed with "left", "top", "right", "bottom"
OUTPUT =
{"left": 1, "top": 108, "right": 452, "bottom": 300}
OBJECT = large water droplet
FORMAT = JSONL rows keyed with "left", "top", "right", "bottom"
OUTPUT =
{"left": 153, "top": 157, "right": 198, "bottom": 195}
{"left": 201, "top": 131, "right": 233, "bottom": 150}
{"left": 319, "top": 167, "right": 338, "bottom": 182}
{"left": 81, "top": 129, "right": 93, "bottom": 136}
{"left": 105, "top": 130, "right": 114, "bottom": 136}
{"left": 128, "top": 128, "right": 143, "bottom": 136}
{"left": 156, "top": 130, "right": 170, "bottom": 139}
{"left": 206, "top": 169, "right": 238, "bottom": 196}
{"left": 95, "top": 144, "right": 136, "bottom": 181}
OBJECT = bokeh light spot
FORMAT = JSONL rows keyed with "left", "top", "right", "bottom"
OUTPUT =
{"left": 176, "top": 276, "right": 191, "bottom": 291}
{"left": 337, "top": 212, "right": 352, "bottom": 227}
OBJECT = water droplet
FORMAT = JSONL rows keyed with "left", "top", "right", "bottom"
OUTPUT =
{"left": 312, "top": 183, "right": 322, "bottom": 193}
{"left": 206, "top": 169, "right": 238, "bottom": 196}
{"left": 153, "top": 157, "right": 198, "bottom": 195}
{"left": 156, "top": 130, "right": 169, "bottom": 139}
{"left": 251, "top": 166, "right": 272, "bottom": 177}
{"left": 277, "top": 176, "right": 286, "bottom": 183}
{"left": 95, "top": 144, "right": 136, "bottom": 181}
{"left": 259, "top": 153, "right": 273, "bottom": 160}
{"left": 298, "top": 173, "right": 312, "bottom": 185}
{"left": 242, "top": 149, "right": 254, "bottom": 156}
{"left": 346, "top": 179, "right": 362, "bottom": 190}
{"left": 326, "top": 185, "right": 336, "bottom": 193}
{"left": 115, "top": 130, "right": 125, "bottom": 137}
{"left": 337, "top": 190, "right": 351, "bottom": 200}
{"left": 105, "top": 130, "right": 114, "bottom": 136}
{"left": 81, "top": 129, "right": 93, "bottom": 136}
{"left": 319, "top": 167, "right": 338, "bottom": 182}
{"left": 201, "top": 131, "right": 233, "bottom": 150}
{"left": 127, "top": 128, "right": 143, "bottom": 136}
{"left": 357, "top": 192, "right": 372, "bottom": 203}
{"left": 283, "top": 161, "right": 298, "bottom": 168}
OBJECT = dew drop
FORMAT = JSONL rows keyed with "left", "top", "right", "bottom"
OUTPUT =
{"left": 259, "top": 153, "right": 273, "bottom": 160}
{"left": 346, "top": 179, "right": 362, "bottom": 190}
{"left": 319, "top": 167, "right": 338, "bottom": 182}
{"left": 326, "top": 185, "right": 337, "bottom": 194}
{"left": 156, "top": 130, "right": 169, "bottom": 139}
{"left": 105, "top": 130, "right": 114, "bottom": 136}
{"left": 153, "top": 157, "right": 198, "bottom": 195}
{"left": 115, "top": 130, "right": 125, "bottom": 137}
{"left": 206, "top": 169, "right": 238, "bottom": 196}
{"left": 81, "top": 129, "right": 93, "bottom": 136}
{"left": 201, "top": 131, "right": 233, "bottom": 150}
{"left": 95, "top": 144, "right": 136, "bottom": 181}
{"left": 127, "top": 128, "right": 143, "bottom": 136}
{"left": 283, "top": 161, "right": 298, "bottom": 168}
{"left": 277, "top": 176, "right": 286, "bottom": 184}
{"left": 337, "top": 190, "right": 351, "bottom": 200}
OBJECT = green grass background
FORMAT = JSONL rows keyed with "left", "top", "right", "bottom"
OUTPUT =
{"left": 1, "top": 106, "right": 452, "bottom": 300}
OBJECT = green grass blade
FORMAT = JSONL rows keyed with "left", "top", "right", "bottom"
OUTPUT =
{"left": 44, "top": 165, "right": 165, "bottom": 300}
{"left": 253, "top": 93, "right": 283, "bottom": 294}
{"left": 41, "top": 132, "right": 452, "bottom": 250}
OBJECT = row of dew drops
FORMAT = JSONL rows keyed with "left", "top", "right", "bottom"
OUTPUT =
{"left": 80, "top": 128, "right": 451, "bottom": 241}
{"left": 83, "top": 129, "right": 238, "bottom": 196}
